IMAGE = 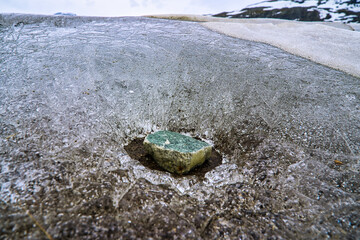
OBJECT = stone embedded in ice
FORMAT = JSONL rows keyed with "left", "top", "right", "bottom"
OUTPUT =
{"left": 143, "top": 131, "right": 212, "bottom": 174}
{"left": 1, "top": 14, "right": 359, "bottom": 239}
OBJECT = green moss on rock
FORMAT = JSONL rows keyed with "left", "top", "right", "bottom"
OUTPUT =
{"left": 143, "top": 131, "right": 212, "bottom": 174}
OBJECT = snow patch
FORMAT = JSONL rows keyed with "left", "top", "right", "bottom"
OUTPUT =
{"left": 202, "top": 21, "right": 360, "bottom": 78}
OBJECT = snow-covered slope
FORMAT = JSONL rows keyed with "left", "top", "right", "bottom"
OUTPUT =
{"left": 213, "top": 0, "right": 360, "bottom": 23}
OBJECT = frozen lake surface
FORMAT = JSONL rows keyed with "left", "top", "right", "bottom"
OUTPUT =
{"left": 0, "top": 14, "right": 359, "bottom": 239}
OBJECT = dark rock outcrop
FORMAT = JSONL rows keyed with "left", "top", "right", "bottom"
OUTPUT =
{"left": 213, "top": 0, "right": 360, "bottom": 23}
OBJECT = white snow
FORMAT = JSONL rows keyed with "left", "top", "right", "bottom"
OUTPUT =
{"left": 201, "top": 20, "right": 360, "bottom": 78}
{"left": 249, "top": 0, "right": 318, "bottom": 10}
{"left": 227, "top": 0, "right": 318, "bottom": 16}
{"left": 349, "top": 23, "right": 360, "bottom": 31}
{"left": 317, "top": 8, "right": 348, "bottom": 22}
{"left": 319, "top": 0, "right": 360, "bottom": 11}
{"left": 246, "top": 0, "right": 360, "bottom": 12}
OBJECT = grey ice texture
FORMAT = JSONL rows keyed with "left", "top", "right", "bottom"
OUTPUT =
{"left": 0, "top": 14, "right": 359, "bottom": 239}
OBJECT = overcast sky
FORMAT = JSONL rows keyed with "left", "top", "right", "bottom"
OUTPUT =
{"left": 0, "top": 0, "right": 259, "bottom": 16}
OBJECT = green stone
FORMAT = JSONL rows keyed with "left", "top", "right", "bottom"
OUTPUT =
{"left": 143, "top": 131, "right": 212, "bottom": 174}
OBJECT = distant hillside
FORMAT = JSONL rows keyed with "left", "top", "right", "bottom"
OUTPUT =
{"left": 213, "top": 0, "right": 360, "bottom": 23}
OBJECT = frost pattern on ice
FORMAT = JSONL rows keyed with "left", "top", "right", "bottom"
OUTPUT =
{"left": 0, "top": 14, "right": 359, "bottom": 239}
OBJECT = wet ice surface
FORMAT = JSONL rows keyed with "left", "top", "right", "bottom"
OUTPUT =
{"left": 0, "top": 14, "right": 359, "bottom": 239}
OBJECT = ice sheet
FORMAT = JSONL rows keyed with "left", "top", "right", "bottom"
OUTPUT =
{"left": 0, "top": 14, "right": 359, "bottom": 239}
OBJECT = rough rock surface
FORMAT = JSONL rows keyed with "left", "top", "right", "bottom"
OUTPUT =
{"left": 213, "top": 0, "right": 360, "bottom": 23}
{"left": 0, "top": 14, "right": 359, "bottom": 239}
{"left": 144, "top": 131, "right": 212, "bottom": 174}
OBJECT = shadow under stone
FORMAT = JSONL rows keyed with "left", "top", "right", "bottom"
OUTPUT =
{"left": 124, "top": 137, "right": 222, "bottom": 178}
